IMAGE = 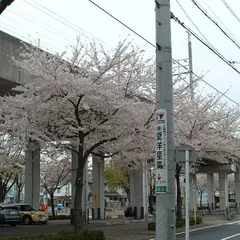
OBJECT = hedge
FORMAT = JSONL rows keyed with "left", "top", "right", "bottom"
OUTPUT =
{"left": 148, "top": 216, "right": 203, "bottom": 231}
{"left": 0, "top": 229, "right": 105, "bottom": 240}
{"left": 198, "top": 206, "right": 210, "bottom": 210}
{"left": 49, "top": 215, "right": 71, "bottom": 220}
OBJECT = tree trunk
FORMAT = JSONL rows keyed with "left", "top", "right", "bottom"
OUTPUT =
{"left": 200, "top": 193, "right": 203, "bottom": 207}
{"left": 149, "top": 185, "right": 154, "bottom": 210}
{"left": 16, "top": 186, "right": 21, "bottom": 203}
{"left": 50, "top": 194, "right": 55, "bottom": 217}
{"left": 73, "top": 150, "right": 86, "bottom": 233}
{"left": 124, "top": 187, "right": 130, "bottom": 205}
{"left": 175, "top": 163, "right": 182, "bottom": 221}
{"left": 0, "top": 185, "right": 7, "bottom": 202}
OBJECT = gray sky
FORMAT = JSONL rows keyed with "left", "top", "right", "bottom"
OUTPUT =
{"left": 1, "top": 0, "right": 240, "bottom": 104}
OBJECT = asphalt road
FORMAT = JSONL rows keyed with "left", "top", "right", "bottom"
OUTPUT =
{"left": 0, "top": 221, "right": 73, "bottom": 237}
{"left": 176, "top": 221, "right": 240, "bottom": 240}
{"left": 2, "top": 220, "right": 240, "bottom": 240}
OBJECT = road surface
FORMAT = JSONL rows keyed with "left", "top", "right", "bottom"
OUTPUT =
{"left": 176, "top": 221, "right": 240, "bottom": 240}
{"left": 1, "top": 220, "right": 240, "bottom": 240}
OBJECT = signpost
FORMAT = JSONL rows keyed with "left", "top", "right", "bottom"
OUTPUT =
{"left": 155, "top": 109, "right": 168, "bottom": 193}
{"left": 175, "top": 145, "right": 196, "bottom": 240}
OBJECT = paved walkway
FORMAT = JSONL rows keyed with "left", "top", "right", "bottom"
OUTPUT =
{"left": 99, "top": 215, "right": 231, "bottom": 240}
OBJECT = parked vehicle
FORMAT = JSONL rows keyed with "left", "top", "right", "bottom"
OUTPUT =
{"left": 57, "top": 203, "right": 63, "bottom": 211}
{"left": 7, "top": 203, "right": 49, "bottom": 225}
{"left": 0, "top": 204, "right": 21, "bottom": 226}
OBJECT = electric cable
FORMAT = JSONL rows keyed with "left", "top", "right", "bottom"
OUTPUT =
{"left": 88, "top": 0, "right": 239, "bottom": 105}
{"left": 191, "top": 0, "right": 240, "bottom": 51}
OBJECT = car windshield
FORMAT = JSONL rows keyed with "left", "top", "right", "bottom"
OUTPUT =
{"left": 0, "top": 207, "right": 19, "bottom": 214}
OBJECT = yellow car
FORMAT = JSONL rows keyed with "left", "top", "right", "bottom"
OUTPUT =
{"left": 8, "top": 203, "right": 49, "bottom": 225}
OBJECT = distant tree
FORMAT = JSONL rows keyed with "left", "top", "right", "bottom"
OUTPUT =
{"left": 148, "top": 167, "right": 155, "bottom": 210}
{"left": 196, "top": 174, "right": 207, "bottom": 207}
{"left": 105, "top": 160, "right": 130, "bottom": 204}
{"left": 40, "top": 152, "right": 71, "bottom": 216}
{"left": 15, "top": 170, "right": 24, "bottom": 203}
{"left": 0, "top": 135, "right": 24, "bottom": 202}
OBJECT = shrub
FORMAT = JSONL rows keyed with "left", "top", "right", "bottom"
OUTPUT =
{"left": 176, "top": 219, "right": 185, "bottom": 228}
{"left": 0, "top": 230, "right": 105, "bottom": 240}
{"left": 148, "top": 222, "right": 155, "bottom": 231}
{"left": 198, "top": 206, "right": 210, "bottom": 210}
{"left": 49, "top": 215, "right": 71, "bottom": 220}
{"left": 148, "top": 216, "right": 203, "bottom": 231}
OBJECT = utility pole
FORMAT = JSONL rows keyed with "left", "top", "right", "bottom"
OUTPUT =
{"left": 185, "top": 150, "right": 190, "bottom": 240}
{"left": 155, "top": 1, "right": 175, "bottom": 240}
{"left": 143, "top": 160, "right": 149, "bottom": 221}
{"left": 187, "top": 32, "right": 194, "bottom": 98}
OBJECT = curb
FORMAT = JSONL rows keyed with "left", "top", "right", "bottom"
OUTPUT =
{"left": 105, "top": 219, "right": 145, "bottom": 225}
{"left": 105, "top": 214, "right": 124, "bottom": 219}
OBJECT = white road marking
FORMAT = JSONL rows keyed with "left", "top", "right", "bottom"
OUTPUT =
{"left": 149, "top": 221, "right": 238, "bottom": 240}
{"left": 221, "top": 233, "right": 240, "bottom": 240}
{"left": 226, "top": 221, "right": 240, "bottom": 225}
{"left": 148, "top": 223, "right": 225, "bottom": 240}
{"left": 176, "top": 223, "right": 224, "bottom": 235}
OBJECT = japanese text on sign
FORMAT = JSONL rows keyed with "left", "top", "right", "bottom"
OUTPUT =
{"left": 155, "top": 109, "right": 168, "bottom": 193}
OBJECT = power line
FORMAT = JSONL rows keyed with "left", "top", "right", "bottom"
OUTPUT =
{"left": 171, "top": 13, "right": 240, "bottom": 75}
{"left": 8, "top": 8, "right": 76, "bottom": 45}
{"left": 22, "top": 0, "right": 112, "bottom": 48}
{"left": 203, "top": 1, "right": 239, "bottom": 44}
{"left": 191, "top": 0, "right": 240, "bottom": 51}
{"left": 88, "top": 0, "right": 155, "bottom": 48}
{"left": 88, "top": 0, "right": 239, "bottom": 106}
{"left": 0, "top": 22, "right": 59, "bottom": 53}
{"left": 175, "top": 0, "right": 213, "bottom": 47}
{"left": 0, "top": 14, "right": 68, "bottom": 49}
{"left": 29, "top": 0, "right": 107, "bottom": 44}
{"left": 221, "top": 0, "right": 240, "bottom": 25}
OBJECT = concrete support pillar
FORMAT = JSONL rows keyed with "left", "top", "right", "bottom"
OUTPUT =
{"left": 207, "top": 173, "right": 215, "bottom": 210}
{"left": 71, "top": 151, "right": 77, "bottom": 210}
{"left": 130, "top": 168, "right": 144, "bottom": 219}
{"left": 130, "top": 171, "right": 135, "bottom": 206}
{"left": 235, "top": 168, "right": 240, "bottom": 209}
{"left": 92, "top": 155, "right": 105, "bottom": 220}
{"left": 24, "top": 147, "right": 40, "bottom": 210}
{"left": 219, "top": 172, "right": 228, "bottom": 210}
{"left": 189, "top": 174, "right": 197, "bottom": 212}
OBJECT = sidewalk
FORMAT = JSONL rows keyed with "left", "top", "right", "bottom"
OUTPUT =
{"left": 97, "top": 215, "right": 231, "bottom": 240}
{"left": 47, "top": 214, "right": 233, "bottom": 240}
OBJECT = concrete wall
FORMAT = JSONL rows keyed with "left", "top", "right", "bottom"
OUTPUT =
{"left": 0, "top": 30, "right": 37, "bottom": 93}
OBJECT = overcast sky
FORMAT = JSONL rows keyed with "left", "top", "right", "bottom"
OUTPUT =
{"left": 1, "top": 0, "right": 240, "bottom": 105}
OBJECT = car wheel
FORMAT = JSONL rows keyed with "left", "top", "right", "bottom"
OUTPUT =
{"left": 42, "top": 222, "right": 47, "bottom": 225}
{"left": 23, "top": 216, "right": 32, "bottom": 225}
{"left": 10, "top": 223, "right": 16, "bottom": 227}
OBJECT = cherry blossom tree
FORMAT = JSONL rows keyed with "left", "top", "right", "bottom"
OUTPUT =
{"left": 0, "top": 39, "right": 154, "bottom": 231}
{"left": 41, "top": 152, "right": 71, "bottom": 217}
